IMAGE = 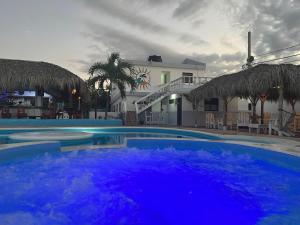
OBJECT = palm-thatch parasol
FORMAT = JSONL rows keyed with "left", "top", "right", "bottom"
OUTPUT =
{"left": 191, "top": 64, "right": 300, "bottom": 128}
{"left": 0, "top": 59, "right": 89, "bottom": 102}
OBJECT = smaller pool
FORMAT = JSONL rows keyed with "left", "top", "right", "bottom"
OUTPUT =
{"left": 0, "top": 127, "right": 220, "bottom": 147}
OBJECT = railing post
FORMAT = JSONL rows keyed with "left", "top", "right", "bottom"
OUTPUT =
{"left": 135, "top": 102, "right": 139, "bottom": 124}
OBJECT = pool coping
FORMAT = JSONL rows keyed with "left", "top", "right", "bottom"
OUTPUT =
{"left": 0, "top": 141, "right": 60, "bottom": 151}
{"left": 0, "top": 126, "right": 220, "bottom": 138}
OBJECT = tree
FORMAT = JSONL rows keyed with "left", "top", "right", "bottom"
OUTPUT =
{"left": 86, "top": 78, "right": 106, "bottom": 119}
{"left": 88, "top": 53, "right": 136, "bottom": 119}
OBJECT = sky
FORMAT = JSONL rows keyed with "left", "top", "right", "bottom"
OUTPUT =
{"left": 0, "top": 0, "right": 300, "bottom": 79}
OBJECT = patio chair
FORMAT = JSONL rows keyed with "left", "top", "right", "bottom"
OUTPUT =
{"left": 263, "top": 112, "right": 271, "bottom": 125}
{"left": 73, "top": 112, "right": 82, "bottom": 119}
{"left": 227, "top": 112, "right": 237, "bottom": 130}
{"left": 205, "top": 112, "right": 216, "bottom": 128}
{"left": 294, "top": 113, "right": 300, "bottom": 132}
{"left": 17, "top": 108, "right": 27, "bottom": 118}
{"left": 237, "top": 111, "right": 251, "bottom": 132}
{"left": 42, "top": 110, "right": 56, "bottom": 119}
{"left": 1, "top": 107, "right": 12, "bottom": 118}
{"left": 288, "top": 112, "right": 300, "bottom": 133}
{"left": 63, "top": 112, "right": 69, "bottom": 119}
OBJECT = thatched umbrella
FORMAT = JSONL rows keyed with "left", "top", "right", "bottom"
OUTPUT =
{"left": 191, "top": 64, "right": 300, "bottom": 129}
{"left": 0, "top": 59, "right": 89, "bottom": 103}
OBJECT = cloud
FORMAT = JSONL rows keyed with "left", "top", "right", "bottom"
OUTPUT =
{"left": 83, "top": 21, "right": 187, "bottom": 63}
{"left": 77, "top": 0, "right": 168, "bottom": 34}
{"left": 76, "top": 0, "right": 250, "bottom": 76}
{"left": 76, "top": 0, "right": 207, "bottom": 47}
{"left": 179, "top": 34, "right": 208, "bottom": 46}
{"left": 124, "top": 0, "right": 174, "bottom": 6}
{"left": 193, "top": 52, "right": 246, "bottom": 75}
{"left": 224, "top": 0, "right": 300, "bottom": 63}
{"left": 173, "top": 0, "right": 209, "bottom": 19}
{"left": 81, "top": 21, "right": 246, "bottom": 76}
{"left": 191, "top": 19, "right": 204, "bottom": 28}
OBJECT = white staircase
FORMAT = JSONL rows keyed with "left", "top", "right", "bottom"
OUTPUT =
{"left": 135, "top": 76, "right": 212, "bottom": 116}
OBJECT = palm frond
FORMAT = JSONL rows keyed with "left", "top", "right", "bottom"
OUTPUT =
{"left": 88, "top": 52, "right": 135, "bottom": 98}
{"left": 88, "top": 62, "right": 106, "bottom": 76}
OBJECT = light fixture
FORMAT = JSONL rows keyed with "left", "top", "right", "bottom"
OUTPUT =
{"left": 103, "top": 79, "right": 111, "bottom": 92}
{"left": 114, "top": 59, "right": 118, "bottom": 67}
{"left": 72, "top": 89, "right": 77, "bottom": 95}
{"left": 94, "top": 81, "right": 100, "bottom": 90}
{"left": 170, "top": 94, "right": 177, "bottom": 100}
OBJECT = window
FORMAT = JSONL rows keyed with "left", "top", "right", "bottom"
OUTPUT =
{"left": 161, "top": 71, "right": 170, "bottom": 84}
{"left": 204, "top": 98, "right": 219, "bottom": 111}
{"left": 182, "top": 72, "right": 193, "bottom": 83}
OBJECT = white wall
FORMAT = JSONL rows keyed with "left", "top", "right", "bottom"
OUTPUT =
{"left": 128, "top": 65, "right": 205, "bottom": 93}
{"left": 182, "top": 95, "right": 198, "bottom": 126}
{"left": 228, "top": 97, "right": 300, "bottom": 114}
{"left": 111, "top": 63, "right": 205, "bottom": 108}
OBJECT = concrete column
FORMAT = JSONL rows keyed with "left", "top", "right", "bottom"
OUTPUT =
{"left": 35, "top": 89, "right": 43, "bottom": 107}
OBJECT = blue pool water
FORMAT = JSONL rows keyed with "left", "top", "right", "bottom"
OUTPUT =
{"left": 0, "top": 132, "right": 190, "bottom": 146}
{"left": 0, "top": 140, "right": 300, "bottom": 225}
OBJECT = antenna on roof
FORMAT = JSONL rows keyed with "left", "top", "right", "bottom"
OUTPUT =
{"left": 242, "top": 31, "right": 254, "bottom": 69}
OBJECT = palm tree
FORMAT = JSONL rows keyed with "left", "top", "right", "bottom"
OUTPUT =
{"left": 86, "top": 78, "right": 104, "bottom": 119}
{"left": 88, "top": 53, "right": 136, "bottom": 119}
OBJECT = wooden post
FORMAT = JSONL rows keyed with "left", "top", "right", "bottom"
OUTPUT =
{"left": 35, "top": 87, "right": 43, "bottom": 107}
{"left": 223, "top": 97, "right": 228, "bottom": 129}
{"left": 250, "top": 96, "right": 259, "bottom": 124}
{"left": 94, "top": 96, "right": 97, "bottom": 119}
{"left": 259, "top": 94, "right": 267, "bottom": 124}
{"left": 105, "top": 91, "right": 109, "bottom": 120}
{"left": 278, "top": 87, "right": 284, "bottom": 130}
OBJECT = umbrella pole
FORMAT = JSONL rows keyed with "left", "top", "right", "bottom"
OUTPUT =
{"left": 223, "top": 97, "right": 228, "bottom": 129}
{"left": 259, "top": 94, "right": 267, "bottom": 125}
{"left": 278, "top": 87, "right": 283, "bottom": 130}
{"left": 250, "top": 96, "right": 259, "bottom": 124}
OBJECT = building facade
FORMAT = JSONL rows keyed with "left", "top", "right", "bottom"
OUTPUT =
{"left": 111, "top": 57, "right": 211, "bottom": 126}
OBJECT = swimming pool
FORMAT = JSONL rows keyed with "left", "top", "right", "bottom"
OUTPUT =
{"left": 0, "top": 128, "right": 299, "bottom": 225}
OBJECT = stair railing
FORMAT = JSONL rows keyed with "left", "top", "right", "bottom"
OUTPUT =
{"left": 135, "top": 76, "right": 213, "bottom": 116}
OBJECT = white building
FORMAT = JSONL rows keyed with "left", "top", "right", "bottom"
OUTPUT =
{"left": 110, "top": 56, "right": 300, "bottom": 132}
{"left": 111, "top": 56, "right": 212, "bottom": 126}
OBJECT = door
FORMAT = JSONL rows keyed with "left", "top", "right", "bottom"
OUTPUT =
{"left": 177, "top": 98, "right": 182, "bottom": 126}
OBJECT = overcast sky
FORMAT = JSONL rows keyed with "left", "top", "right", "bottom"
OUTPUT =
{"left": 0, "top": 0, "right": 300, "bottom": 79}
